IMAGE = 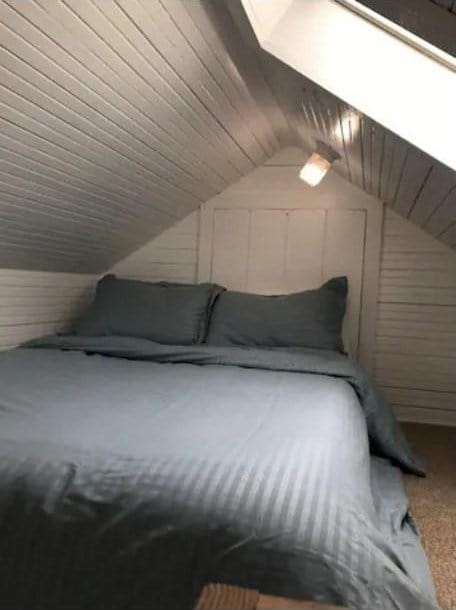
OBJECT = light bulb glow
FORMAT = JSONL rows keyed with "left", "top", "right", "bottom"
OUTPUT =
{"left": 299, "top": 153, "right": 331, "bottom": 186}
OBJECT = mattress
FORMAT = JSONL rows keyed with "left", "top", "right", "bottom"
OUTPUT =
{"left": 0, "top": 336, "right": 437, "bottom": 610}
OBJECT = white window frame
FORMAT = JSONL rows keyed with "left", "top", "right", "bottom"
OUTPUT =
{"left": 335, "top": 0, "right": 456, "bottom": 71}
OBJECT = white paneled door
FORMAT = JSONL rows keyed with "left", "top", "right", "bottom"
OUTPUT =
{"left": 197, "top": 157, "right": 384, "bottom": 372}
{"left": 200, "top": 204, "right": 370, "bottom": 365}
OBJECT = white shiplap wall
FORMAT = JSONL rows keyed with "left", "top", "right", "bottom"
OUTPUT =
{"left": 376, "top": 209, "right": 456, "bottom": 425}
{"left": 113, "top": 148, "right": 383, "bottom": 375}
{"left": 0, "top": 270, "right": 96, "bottom": 351}
{"left": 196, "top": 147, "right": 384, "bottom": 372}
{"left": 1, "top": 213, "right": 199, "bottom": 353}
{"left": 110, "top": 212, "right": 199, "bottom": 283}
{"left": 113, "top": 161, "right": 456, "bottom": 426}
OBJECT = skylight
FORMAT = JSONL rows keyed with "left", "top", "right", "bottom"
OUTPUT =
{"left": 242, "top": 0, "right": 456, "bottom": 171}
{"left": 336, "top": 0, "right": 456, "bottom": 71}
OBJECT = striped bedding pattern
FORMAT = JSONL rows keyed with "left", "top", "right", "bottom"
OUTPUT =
{"left": 0, "top": 339, "right": 437, "bottom": 609}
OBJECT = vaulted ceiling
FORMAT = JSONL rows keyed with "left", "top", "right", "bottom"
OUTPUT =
{"left": 227, "top": 1, "right": 456, "bottom": 248}
{"left": 1, "top": 0, "right": 456, "bottom": 273}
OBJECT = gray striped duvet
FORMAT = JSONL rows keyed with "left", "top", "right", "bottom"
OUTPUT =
{"left": 0, "top": 337, "right": 437, "bottom": 609}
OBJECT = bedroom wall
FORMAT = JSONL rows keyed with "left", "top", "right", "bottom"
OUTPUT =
{"left": 376, "top": 209, "right": 456, "bottom": 426}
{"left": 0, "top": 270, "right": 96, "bottom": 351}
{"left": 113, "top": 149, "right": 456, "bottom": 426}
{"left": 110, "top": 212, "right": 199, "bottom": 283}
{"left": 110, "top": 146, "right": 384, "bottom": 373}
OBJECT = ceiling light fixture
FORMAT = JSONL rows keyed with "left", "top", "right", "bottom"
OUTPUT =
{"left": 299, "top": 141, "right": 341, "bottom": 187}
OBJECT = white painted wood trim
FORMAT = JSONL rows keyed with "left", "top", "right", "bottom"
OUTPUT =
{"left": 358, "top": 201, "right": 384, "bottom": 371}
{"left": 198, "top": 206, "right": 215, "bottom": 286}
{"left": 335, "top": 0, "right": 456, "bottom": 71}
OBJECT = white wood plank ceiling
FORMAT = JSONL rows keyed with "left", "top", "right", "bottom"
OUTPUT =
{"left": 0, "top": 0, "right": 455, "bottom": 273}
{"left": 0, "top": 0, "right": 286, "bottom": 272}
{"left": 227, "top": 0, "right": 456, "bottom": 249}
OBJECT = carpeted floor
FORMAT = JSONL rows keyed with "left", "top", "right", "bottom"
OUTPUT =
{"left": 403, "top": 423, "right": 456, "bottom": 610}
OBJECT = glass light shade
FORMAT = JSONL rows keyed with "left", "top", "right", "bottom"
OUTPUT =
{"left": 299, "top": 153, "right": 331, "bottom": 186}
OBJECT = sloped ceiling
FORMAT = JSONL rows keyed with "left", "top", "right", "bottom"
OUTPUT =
{"left": 227, "top": 0, "right": 456, "bottom": 248}
{"left": 241, "top": 0, "right": 456, "bottom": 168}
{"left": 1, "top": 0, "right": 456, "bottom": 274}
{"left": 214, "top": 1, "right": 456, "bottom": 252}
{"left": 0, "top": 0, "right": 287, "bottom": 272}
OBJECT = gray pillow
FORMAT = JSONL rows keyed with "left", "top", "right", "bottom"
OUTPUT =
{"left": 206, "top": 277, "right": 348, "bottom": 351}
{"left": 73, "top": 275, "right": 223, "bottom": 345}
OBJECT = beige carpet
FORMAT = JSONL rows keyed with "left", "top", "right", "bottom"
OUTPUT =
{"left": 403, "top": 423, "right": 456, "bottom": 610}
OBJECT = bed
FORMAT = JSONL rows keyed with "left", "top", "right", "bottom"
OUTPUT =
{"left": 0, "top": 333, "right": 437, "bottom": 610}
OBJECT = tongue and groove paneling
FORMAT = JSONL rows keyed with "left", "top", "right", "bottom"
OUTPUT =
{"left": 110, "top": 211, "right": 199, "bottom": 284}
{"left": 1, "top": 0, "right": 456, "bottom": 275}
{"left": 376, "top": 209, "right": 456, "bottom": 425}
{"left": 111, "top": 155, "right": 456, "bottom": 425}
{"left": 226, "top": 0, "right": 456, "bottom": 253}
{"left": 0, "top": 0, "right": 284, "bottom": 273}
{"left": 0, "top": 270, "right": 96, "bottom": 351}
